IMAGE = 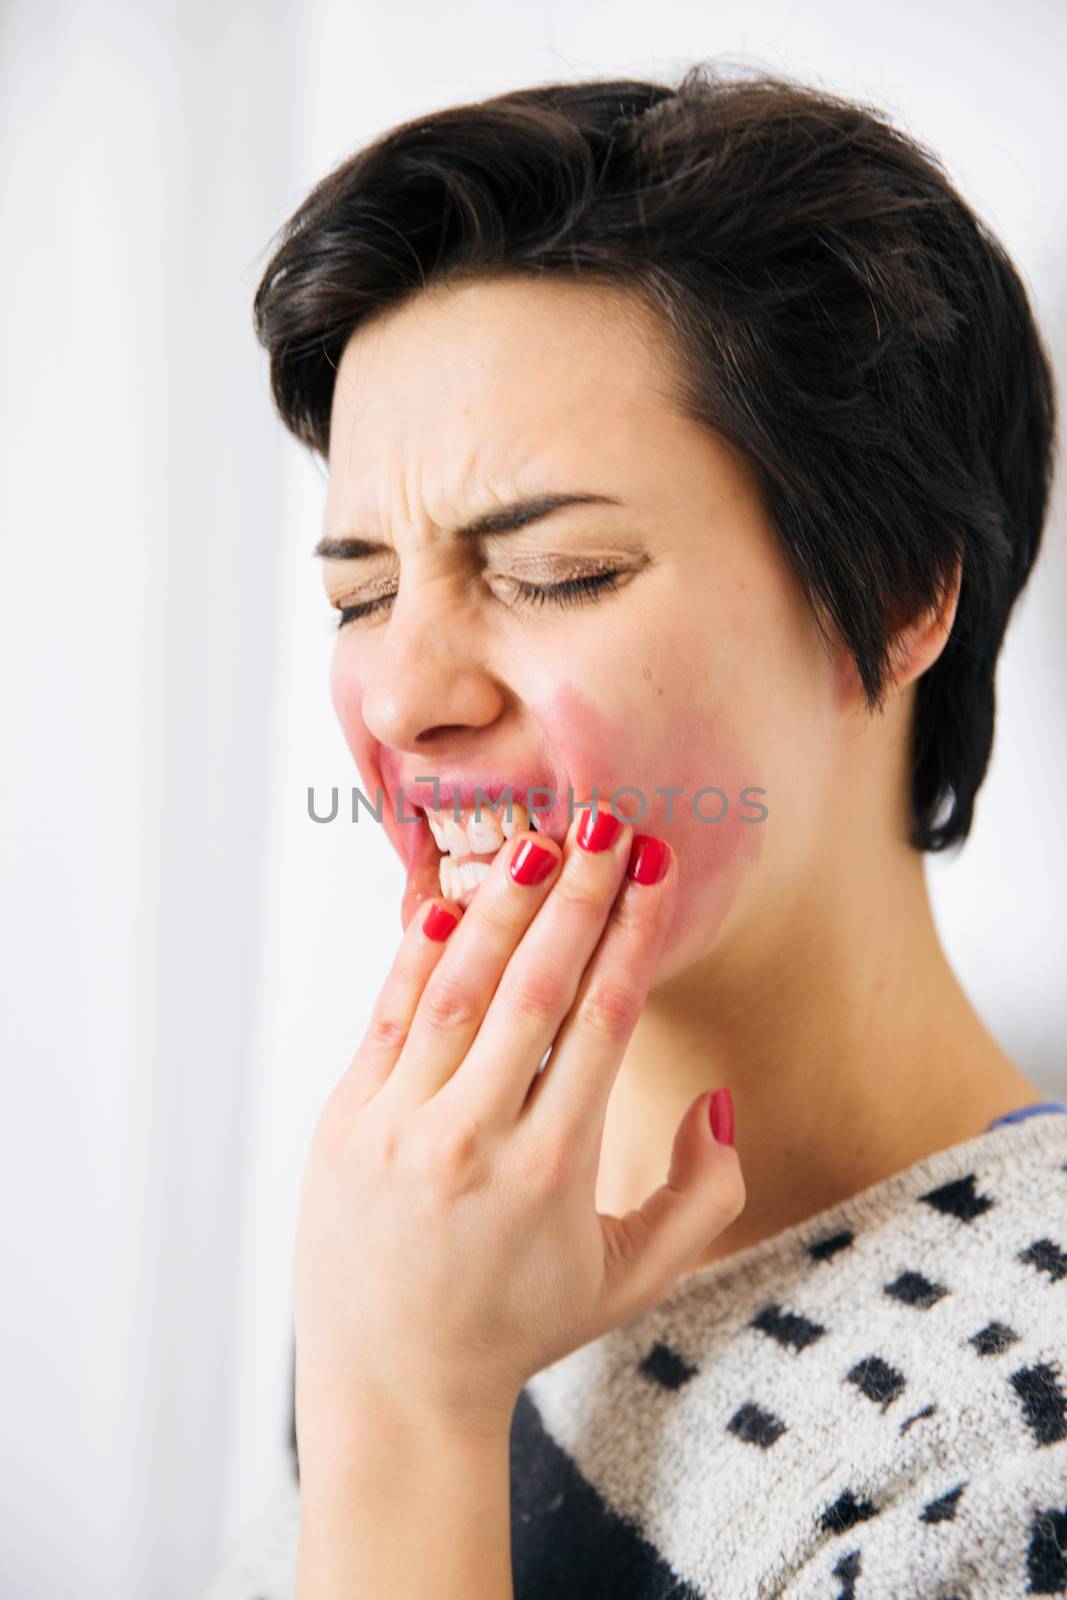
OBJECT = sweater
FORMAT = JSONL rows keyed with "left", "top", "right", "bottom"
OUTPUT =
{"left": 201, "top": 1102, "right": 1067, "bottom": 1599}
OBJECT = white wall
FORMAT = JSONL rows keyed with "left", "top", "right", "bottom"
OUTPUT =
{"left": 0, "top": 3, "right": 299, "bottom": 1596}
{"left": 1, "top": 3, "right": 1063, "bottom": 1597}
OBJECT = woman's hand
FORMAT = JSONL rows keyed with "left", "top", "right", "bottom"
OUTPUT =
{"left": 292, "top": 803, "right": 746, "bottom": 1456}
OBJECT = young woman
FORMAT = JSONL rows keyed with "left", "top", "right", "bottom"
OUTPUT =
{"left": 204, "top": 65, "right": 1066, "bottom": 1599}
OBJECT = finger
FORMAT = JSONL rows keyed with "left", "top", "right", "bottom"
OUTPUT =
{"left": 376, "top": 829, "right": 563, "bottom": 1112}
{"left": 434, "top": 805, "right": 635, "bottom": 1128}
{"left": 596, "top": 1088, "right": 746, "bottom": 1332}
{"left": 343, "top": 897, "right": 464, "bottom": 1105}
{"left": 520, "top": 833, "right": 676, "bottom": 1149}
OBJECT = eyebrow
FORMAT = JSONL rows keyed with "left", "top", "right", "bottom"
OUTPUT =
{"left": 312, "top": 491, "right": 624, "bottom": 561}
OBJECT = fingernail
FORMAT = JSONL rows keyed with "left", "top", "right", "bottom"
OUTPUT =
{"left": 627, "top": 833, "right": 670, "bottom": 885}
{"left": 576, "top": 806, "right": 622, "bottom": 852}
{"left": 709, "top": 1087, "right": 734, "bottom": 1146}
{"left": 510, "top": 838, "right": 557, "bottom": 886}
{"left": 423, "top": 903, "right": 459, "bottom": 941}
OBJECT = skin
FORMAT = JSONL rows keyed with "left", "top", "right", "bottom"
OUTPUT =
{"left": 297, "top": 271, "right": 1046, "bottom": 1594}
{"left": 293, "top": 805, "right": 743, "bottom": 1596}
{"left": 319, "top": 272, "right": 1041, "bottom": 1279}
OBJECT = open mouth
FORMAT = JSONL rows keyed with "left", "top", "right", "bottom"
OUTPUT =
{"left": 414, "top": 796, "right": 544, "bottom": 908}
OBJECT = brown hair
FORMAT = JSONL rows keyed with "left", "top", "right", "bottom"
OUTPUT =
{"left": 253, "top": 63, "right": 1057, "bottom": 852}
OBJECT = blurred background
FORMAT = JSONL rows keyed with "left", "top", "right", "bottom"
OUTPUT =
{"left": 1, "top": 1, "right": 1064, "bottom": 1595}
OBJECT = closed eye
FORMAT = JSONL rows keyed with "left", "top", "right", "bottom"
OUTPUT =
{"left": 331, "top": 569, "right": 624, "bottom": 630}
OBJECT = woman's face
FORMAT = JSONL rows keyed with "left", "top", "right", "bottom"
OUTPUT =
{"left": 322, "top": 275, "right": 849, "bottom": 982}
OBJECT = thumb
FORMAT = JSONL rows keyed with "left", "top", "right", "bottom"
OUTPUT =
{"left": 598, "top": 1089, "right": 746, "bottom": 1329}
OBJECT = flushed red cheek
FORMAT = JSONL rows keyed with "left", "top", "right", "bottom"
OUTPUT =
{"left": 330, "top": 662, "right": 372, "bottom": 781}
{"left": 329, "top": 661, "right": 417, "bottom": 866}
{"left": 662, "top": 733, "right": 764, "bottom": 964}
{"left": 534, "top": 682, "right": 764, "bottom": 964}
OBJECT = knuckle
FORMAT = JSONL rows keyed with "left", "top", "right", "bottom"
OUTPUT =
{"left": 420, "top": 976, "right": 479, "bottom": 1035}
{"left": 517, "top": 1130, "right": 577, "bottom": 1193}
{"left": 312, "top": 1077, "right": 366, "bottom": 1162}
{"left": 553, "top": 869, "right": 610, "bottom": 918}
{"left": 475, "top": 891, "right": 524, "bottom": 944}
{"left": 502, "top": 963, "right": 570, "bottom": 1024}
{"left": 610, "top": 885, "right": 654, "bottom": 934}
{"left": 579, "top": 977, "right": 642, "bottom": 1041}
{"left": 414, "top": 1115, "right": 490, "bottom": 1196}
{"left": 366, "top": 1009, "right": 409, "bottom": 1051}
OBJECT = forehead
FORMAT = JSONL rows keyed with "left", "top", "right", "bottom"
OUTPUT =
{"left": 324, "top": 276, "right": 680, "bottom": 525}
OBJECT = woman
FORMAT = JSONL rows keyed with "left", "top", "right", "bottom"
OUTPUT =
{"left": 205, "top": 65, "right": 1066, "bottom": 1599}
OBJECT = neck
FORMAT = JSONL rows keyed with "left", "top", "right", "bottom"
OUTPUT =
{"left": 596, "top": 831, "right": 1039, "bottom": 1270}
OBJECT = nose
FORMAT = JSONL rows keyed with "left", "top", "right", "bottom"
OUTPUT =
{"left": 355, "top": 575, "right": 506, "bottom": 749}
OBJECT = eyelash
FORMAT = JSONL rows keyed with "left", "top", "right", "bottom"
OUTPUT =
{"left": 332, "top": 570, "right": 623, "bottom": 630}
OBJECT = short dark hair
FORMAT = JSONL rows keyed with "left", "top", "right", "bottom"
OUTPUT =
{"left": 252, "top": 63, "right": 1057, "bottom": 852}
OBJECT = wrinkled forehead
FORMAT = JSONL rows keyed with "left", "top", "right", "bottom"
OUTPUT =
{"left": 324, "top": 275, "right": 680, "bottom": 496}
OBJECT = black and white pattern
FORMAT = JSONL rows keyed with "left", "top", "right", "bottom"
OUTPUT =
{"left": 201, "top": 1111, "right": 1067, "bottom": 1600}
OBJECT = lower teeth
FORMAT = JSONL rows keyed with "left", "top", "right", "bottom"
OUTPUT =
{"left": 432, "top": 810, "right": 543, "bottom": 904}
{"left": 439, "top": 855, "right": 494, "bottom": 902}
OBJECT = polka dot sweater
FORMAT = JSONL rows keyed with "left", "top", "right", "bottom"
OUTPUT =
{"left": 201, "top": 1102, "right": 1067, "bottom": 1599}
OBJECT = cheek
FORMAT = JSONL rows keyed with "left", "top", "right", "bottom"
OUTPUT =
{"left": 330, "top": 653, "right": 379, "bottom": 794}
{"left": 533, "top": 683, "right": 765, "bottom": 967}
{"left": 331, "top": 653, "right": 422, "bottom": 868}
{"left": 659, "top": 722, "right": 765, "bottom": 968}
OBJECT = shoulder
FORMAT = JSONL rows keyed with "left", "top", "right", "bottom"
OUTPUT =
{"left": 747, "top": 1115, "right": 1067, "bottom": 1594}
{"left": 522, "top": 1115, "right": 1067, "bottom": 1597}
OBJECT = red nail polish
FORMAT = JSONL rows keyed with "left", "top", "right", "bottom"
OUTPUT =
{"left": 627, "top": 834, "right": 669, "bottom": 885}
{"left": 423, "top": 903, "right": 459, "bottom": 941}
{"left": 577, "top": 807, "right": 622, "bottom": 852}
{"left": 510, "top": 839, "right": 556, "bottom": 886}
{"left": 709, "top": 1088, "right": 734, "bottom": 1146}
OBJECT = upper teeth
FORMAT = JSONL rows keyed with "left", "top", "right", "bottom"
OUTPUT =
{"left": 422, "top": 799, "right": 540, "bottom": 859}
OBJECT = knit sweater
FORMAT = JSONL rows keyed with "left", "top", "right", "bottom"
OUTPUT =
{"left": 201, "top": 1103, "right": 1067, "bottom": 1600}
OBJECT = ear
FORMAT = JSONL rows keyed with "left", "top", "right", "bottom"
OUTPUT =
{"left": 884, "top": 549, "right": 963, "bottom": 694}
